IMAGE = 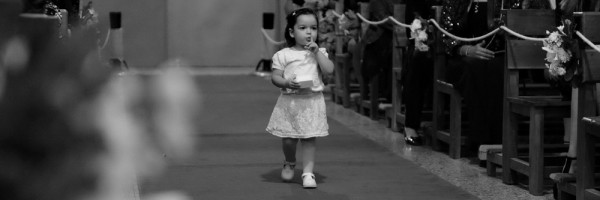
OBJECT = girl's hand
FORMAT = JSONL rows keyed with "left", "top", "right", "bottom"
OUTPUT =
{"left": 304, "top": 41, "right": 319, "bottom": 53}
{"left": 286, "top": 75, "right": 301, "bottom": 89}
{"left": 462, "top": 41, "right": 494, "bottom": 60}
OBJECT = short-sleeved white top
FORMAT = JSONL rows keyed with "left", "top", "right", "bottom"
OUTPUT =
{"left": 272, "top": 47, "right": 328, "bottom": 94}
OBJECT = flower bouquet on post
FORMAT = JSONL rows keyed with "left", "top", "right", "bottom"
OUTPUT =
{"left": 67, "top": 1, "right": 101, "bottom": 52}
{"left": 541, "top": 20, "right": 578, "bottom": 100}
{"left": 408, "top": 17, "right": 432, "bottom": 57}
{"left": 409, "top": 18, "right": 430, "bottom": 52}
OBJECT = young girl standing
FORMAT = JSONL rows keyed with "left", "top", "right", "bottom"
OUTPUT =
{"left": 266, "top": 8, "right": 334, "bottom": 189}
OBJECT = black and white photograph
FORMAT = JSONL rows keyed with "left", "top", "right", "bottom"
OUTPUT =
{"left": 1, "top": 0, "right": 600, "bottom": 199}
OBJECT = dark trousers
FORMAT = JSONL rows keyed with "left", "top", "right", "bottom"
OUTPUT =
{"left": 453, "top": 56, "right": 504, "bottom": 146}
{"left": 402, "top": 50, "right": 433, "bottom": 130}
{"left": 361, "top": 33, "right": 393, "bottom": 100}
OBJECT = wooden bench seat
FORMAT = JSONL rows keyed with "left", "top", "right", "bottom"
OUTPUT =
{"left": 429, "top": 6, "right": 466, "bottom": 159}
{"left": 500, "top": 9, "right": 572, "bottom": 196}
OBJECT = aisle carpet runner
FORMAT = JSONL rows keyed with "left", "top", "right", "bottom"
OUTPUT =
{"left": 141, "top": 75, "right": 479, "bottom": 200}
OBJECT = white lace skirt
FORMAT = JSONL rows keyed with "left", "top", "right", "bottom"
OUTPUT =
{"left": 266, "top": 92, "right": 329, "bottom": 138}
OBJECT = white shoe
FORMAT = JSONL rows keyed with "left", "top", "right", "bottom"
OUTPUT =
{"left": 302, "top": 173, "right": 317, "bottom": 188}
{"left": 281, "top": 161, "right": 295, "bottom": 182}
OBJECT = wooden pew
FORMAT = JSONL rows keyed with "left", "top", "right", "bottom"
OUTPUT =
{"left": 332, "top": 1, "right": 355, "bottom": 108}
{"left": 581, "top": 116, "right": 600, "bottom": 200}
{"left": 389, "top": 4, "right": 408, "bottom": 131}
{"left": 500, "top": 9, "right": 571, "bottom": 196}
{"left": 430, "top": 6, "right": 466, "bottom": 159}
{"left": 575, "top": 12, "right": 600, "bottom": 200}
{"left": 350, "top": 2, "right": 368, "bottom": 113}
{"left": 355, "top": 3, "right": 390, "bottom": 120}
{"left": 546, "top": 12, "right": 600, "bottom": 200}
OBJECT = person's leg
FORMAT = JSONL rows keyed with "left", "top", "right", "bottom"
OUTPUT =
{"left": 300, "top": 137, "right": 316, "bottom": 173}
{"left": 281, "top": 138, "right": 298, "bottom": 181}
{"left": 485, "top": 56, "right": 505, "bottom": 145}
{"left": 403, "top": 52, "right": 431, "bottom": 138}
{"left": 282, "top": 138, "right": 299, "bottom": 162}
{"left": 300, "top": 137, "right": 317, "bottom": 188}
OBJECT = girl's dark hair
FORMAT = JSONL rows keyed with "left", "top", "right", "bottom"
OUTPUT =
{"left": 284, "top": 8, "right": 319, "bottom": 47}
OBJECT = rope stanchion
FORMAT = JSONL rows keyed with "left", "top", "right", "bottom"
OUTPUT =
{"left": 261, "top": 28, "right": 285, "bottom": 45}
{"left": 499, "top": 26, "right": 546, "bottom": 42}
{"left": 388, "top": 16, "right": 411, "bottom": 28}
{"left": 99, "top": 28, "right": 111, "bottom": 50}
{"left": 356, "top": 13, "right": 389, "bottom": 25}
{"left": 576, "top": 31, "right": 600, "bottom": 53}
{"left": 266, "top": 11, "right": 558, "bottom": 47}
{"left": 331, "top": 10, "right": 344, "bottom": 18}
{"left": 428, "top": 19, "right": 500, "bottom": 42}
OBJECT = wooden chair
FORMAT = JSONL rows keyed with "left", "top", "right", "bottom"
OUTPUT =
{"left": 430, "top": 6, "right": 466, "bottom": 159}
{"left": 500, "top": 9, "right": 571, "bottom": 196}
{"left": 355, "top": 3, "right": 391, "bottom": 120}
{"left": 349, "top": 3, "right": 366, "bottom": 113}
{"left": 331, "top": 1, "right": 359, "bottom": 108}
{"left": 389, "top": 4, "right": 408, "bottom": 131}
{"left": 18, "top": 13, "right": 61, "bottom": 41}
{"left": 580, "top": 115, "right": 600, "bottom": 200}
{"left": 574, "top": 12, "right": 600, "bottom": 200}
{"left": 350, "top": 3, "right": 368, "bottom": 113}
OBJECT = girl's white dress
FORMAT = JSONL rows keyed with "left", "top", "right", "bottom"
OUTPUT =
{"left": 266, "top": 47, "right": 329, "bottom": 138}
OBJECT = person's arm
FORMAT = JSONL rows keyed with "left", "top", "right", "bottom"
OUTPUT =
{"left": 271, "top": 69, "right": 300, "bottom": 89}
{"left": 441, "top": 0, "right": 494, "bottom": 60}
{"left": 270, "top": 51, "right": 300, "bottom": 89}
{"left": 440, "top": 0, "right": 471, "bottom": 57}
{"left": 457, "top": 41, "right": 495, "bottom": 60}
{"left": 305, "top": 42, "right": 334, "bottom": 75}
{"left": 316, "top": 50, "right": 334, "bottom": 75}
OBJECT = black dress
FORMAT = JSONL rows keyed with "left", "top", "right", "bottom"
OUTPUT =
{"left": 401, "top": 0, "right": 436, "bottom": 130}
{"left": 440, "top": 0, "right": 505, "bottom": 146}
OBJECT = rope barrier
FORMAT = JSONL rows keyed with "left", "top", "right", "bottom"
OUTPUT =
{"left": 330, "top": 11, "right": 545, "bottom": 42}
{"left": 260, "top": 12, "right": 600, "bottom": 55}
{"left": 499, "top": 26, "right": 546, "bottom": 42}
{"left": 355, "top": 13, "right": 389, "bottom": 25}
{"left": 331, "top": 10, "right": 344, "bottom": 18}
{"left": 576, "top": 31, "right": 600, "bottom": 53}
{"left": 428, "top": 19, "right": 501, "bottom": 42}
{"left": 387, "top": 16, "right": 411, "bottom": 28}
{"left": 261, "top": 28, "right": 285, "bottom": 45}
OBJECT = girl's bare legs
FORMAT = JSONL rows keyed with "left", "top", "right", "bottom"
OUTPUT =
{"left": 300, "top": 138, "right": 316, "bottom": 173}
{"left": 300, "top": 137, "right": 317, "bottom": 188}
{"left": 282, "top": 138, "right": 299, "bottom": 162}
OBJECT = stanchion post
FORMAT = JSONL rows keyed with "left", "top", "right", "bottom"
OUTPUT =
{"left": 431, "top": 5, "right": 444, "bottom": 151}
{"left": 255, "top": 12, "right": 275, "bottom": 75}
{"left": 391, "top": 4, "right": 407, "bottom": 131}
{"left": 333, "top": 1, "right": 347, "bottom": 106}
{"left": 108, "top": 12, "right": 128, "bottom": 71}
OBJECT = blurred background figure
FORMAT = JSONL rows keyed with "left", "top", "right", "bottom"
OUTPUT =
{"left": 0, "top": 1, "right": 201, "bottom": 199}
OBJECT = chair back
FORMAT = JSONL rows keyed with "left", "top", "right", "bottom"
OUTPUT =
{"left": 503, "top": 9, "right": 556, "bottom": 97}
{"left": 577, "top": 12, "right": 600, "bottom": 83}
{"left": 432, "top": 6, "right": 445, "bottom": 83}
{"left": 392, "top": 4, "right": 407, "bottom": 70}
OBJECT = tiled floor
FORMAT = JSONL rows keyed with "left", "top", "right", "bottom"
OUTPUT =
{"left": 325, "top": 100, "right": 554, "bottom": 200}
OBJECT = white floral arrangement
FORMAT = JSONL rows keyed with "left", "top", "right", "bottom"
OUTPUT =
{"left": 81, "top": 2, "right": 100, "bottom": 29}
{"left": 542, "top": 25, "right": 572, "bottom": 77}
{"left": 410, "top": 19, "right": 429, "bottom": 52}
{"left": 337, "top": 10, "right": 359, "bottom": 36}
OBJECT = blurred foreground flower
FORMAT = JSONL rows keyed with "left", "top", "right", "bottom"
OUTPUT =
{"left": 0, "top": 14, "right": 201, "bottom": 200}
